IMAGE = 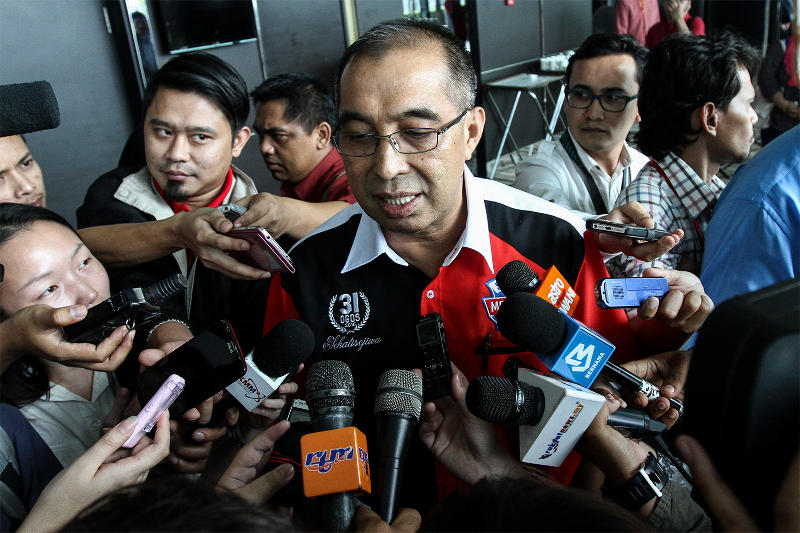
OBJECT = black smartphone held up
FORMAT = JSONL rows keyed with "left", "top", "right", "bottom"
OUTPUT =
{"left": 226, "top": 227, "right": 295, "bottom": 273}
{"left": 137, "top": 320, "right": 247, "bottom": 416}
{"left": 586, "top": 219, "right": 671, "bottom": 242}
{"left": 417, "top": 313, "right": 452, "bottom": 401}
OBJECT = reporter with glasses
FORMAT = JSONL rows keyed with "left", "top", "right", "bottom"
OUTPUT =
{"left": 513, "top": 33, "right": 650, "bottom": 219}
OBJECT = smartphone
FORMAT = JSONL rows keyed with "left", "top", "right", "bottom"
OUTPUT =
{"left": 417, "top": 313, "right": 452, "bottom": 401}
{"left": 595, "top": 277, "right": 669, "bottom": 309}
{"left": 123, "top": 374, "right": 185, "bottom": 449}
{"left": 218, "top": 203, "right": 247, "bottom": 222}
{"left": 226, "top": 226, "right": 295, "bottom": 273}
{"left": 137, "top": 320, "right": 247, "bottom": 416}
{"left": 586, "top": 220, "right": 671, "bottom": 242}
{"left": 278, "top": 399, "right": 311, "bottom": 424}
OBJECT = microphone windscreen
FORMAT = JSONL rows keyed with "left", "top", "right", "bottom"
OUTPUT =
{"left": 252, "top": 319, "right": 315, "bottom": 377}
{"left": 496, "top": 292, "right": 566, "bottom": 354}
{"left": 465, "top": 376, "right": 543, "bottom": 425}
{"left": 375, "top": 369, "right": 423, "bottom": 419}
{"left": 0, "top": 81, "right": 60, "bottom": 137}
{"left": 496, "top": 260, "right": 539, "bottom": 295}
{"left": 306, "top": 359, "right": 355, "bottom": 410}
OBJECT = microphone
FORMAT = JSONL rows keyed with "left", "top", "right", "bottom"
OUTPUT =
{"left": 301, "top": 360, "right": 370, "bottom": 532}
{"left": 497, "top": 293, "right": 683, "bottom": 413}
{"left": 226, "top": 319, "right": 315, "bottom": 411}
{"left": 496, "top": 260, "right": 580, "bottom": 315}
{"left": 0, "top": 81, "right": 60, "bottom": 136}
{"left": 374, "top": 369, "right": 423, "bottom": 523}
{"left": 466, "top": 375, "right": 665, "bottom": 466}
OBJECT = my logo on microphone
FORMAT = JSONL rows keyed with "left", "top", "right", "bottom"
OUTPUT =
{"left": 305, "top": 446, "right": 354, "bottom": 474}
{"left": 564, "top": 343, "right": 595, "bottom": 372}
{"left": 239, "top": 377, "right": 265, "bottom": 401}
{"left": 482, "top": 278, "right": 506, "bottom": 327}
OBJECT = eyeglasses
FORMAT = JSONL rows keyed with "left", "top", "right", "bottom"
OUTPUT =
{"left": 565, "top": 88, "right": 639, "bottom": 112}
{"left": 333, "top": 108, "right": 471, "bottom": 157}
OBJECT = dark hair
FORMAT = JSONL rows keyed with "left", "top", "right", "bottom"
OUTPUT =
{"left": 0, "top": 203, "right": 81, "bottom": 407}
{"left": 251, "top": 73, "right": 337, "bottom": 133}
{"left": 566, "top": 33, "right": 648, "bottom": 87}
{"left": 141, "top": 52, "right": 250, "bottom": 135}
{"left": 637, "top": 31, "right": 760, "bottom": 159}
{"left": 420, "top": 477, "right": 646, "bottom": 532}
{"left": 61, "top": 476, "right": 298, "bottom": 532}
{"left": 336, "top": 18, "right": 477, "bottom": 111}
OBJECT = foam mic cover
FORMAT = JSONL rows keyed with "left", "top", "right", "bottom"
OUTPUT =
{"left": 496, "top": 292, "right": 567, "bottom": 354}
{"left": 496, "top": 260, "right": 540, "bottom": 294}
{"left": 252, "top": 319, "right": 315, "bottom": 377}
{"left": 465, "top": 376, "right": 544, "bottom": 425}
{"left": 0, "top": 81, "right": 60, "bottom": 136}
{"left": 374, "top": 369, "right": 423, "bottom": 523}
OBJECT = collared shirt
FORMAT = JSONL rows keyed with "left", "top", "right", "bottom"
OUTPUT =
{"left": 646, "top": 12, "right": 705, "bottom": 48}
{"left": 153, "top": 167, "right": 235, "bottom": 214}
{"left": 280, "top": 148, "right": 356, "bottom": 204}
{"left": 20, "top": 372, "right": 114, "bottom": 467}
{"left": 513, "top": 129, "right": 649, "bottom": 219}
{"left": 608, "top": 152, "right": 725, "bottom": 277}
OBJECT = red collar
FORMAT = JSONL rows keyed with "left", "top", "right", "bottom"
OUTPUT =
{"left": 280, "top": 148, "right": 343, "bottom": 201}
{"left": 153, "top": 167, "right": 234, "bottom": 213}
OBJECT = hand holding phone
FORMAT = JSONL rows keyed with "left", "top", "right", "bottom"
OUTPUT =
{"left": 586, "top": 219, "right": 671, "bottom": 242}
{"left": 123, "top": 374, "right": 184, "bottom": 448}
{"left": 595, "top": 277, "right": 669, "bottom": 309}
{"left": 225, "top": 226, "right": 295, "bottom": 273}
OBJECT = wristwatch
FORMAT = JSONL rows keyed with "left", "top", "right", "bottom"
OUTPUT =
{"left": 609, "top": 452, "right": 672, "bottom": 509}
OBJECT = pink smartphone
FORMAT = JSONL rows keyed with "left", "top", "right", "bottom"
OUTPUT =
{"left": 122, "top": 374, "right": 185, "bottom": 449}
{"left": 226, "top": 226, "right": 295, "bottom": 273}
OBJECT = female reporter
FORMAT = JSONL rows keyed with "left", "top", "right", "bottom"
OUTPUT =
{"left": 0, "top": 203, "right": 134, "bottom": 467}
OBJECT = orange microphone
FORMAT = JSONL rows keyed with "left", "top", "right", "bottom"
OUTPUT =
{"left": 302, "top": 360, "right": 370, "bottom": 532}
{"left": 497, "top": 260, "right": 580, "bottom": 316}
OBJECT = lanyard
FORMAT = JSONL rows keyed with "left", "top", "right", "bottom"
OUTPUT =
{"left": 560, "top": 132, "right": 609, "bottom": 214}
{"left": 647, "top": 159, "right": 704, "bottom": 245}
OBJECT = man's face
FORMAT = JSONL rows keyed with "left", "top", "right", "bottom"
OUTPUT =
{"left": 254, "top": 99, "right": 327, "bottom": 184}
{"left": 0, "top": 135, "right": 46, "bottom": 207}
{"left": 144, "top": 88, "right": 249, "bottom": 208}
{"left": 566, "top": 54, "right": 641, "bottom": 160}
{"left": 713, "top": 67, "right": 758, "bottom": 163}
{"left": 337, "top": 46, "right": 483, "bottom": 239}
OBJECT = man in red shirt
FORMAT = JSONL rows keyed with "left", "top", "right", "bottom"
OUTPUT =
{"left": 646, "top": 0, "right": 705, "bottom": 48}
{"left": 235, "top": 74, "right": 356, "bottom": 243}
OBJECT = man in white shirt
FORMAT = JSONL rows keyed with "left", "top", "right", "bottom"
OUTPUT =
{"left": 513, "top": 33, "right": 649, "bottom": 218}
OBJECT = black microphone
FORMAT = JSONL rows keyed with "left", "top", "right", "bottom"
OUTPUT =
{"left": 497, "top": 292, "right": 683, "bottom": 413}
{"left": 466, "top": 376, "right": 665, "bottom": 432}
{"left": 374, "top": 369, "right": 423, "bottom": 523}
{"left": 496, "top": 259, "right": 540, "bottom": 294}
{"left": 226, "top": 319, "right": 315, "bottom": 410}
{"left": 0, "top": 81, "right": 61, "bottom": 136}
{"left": 305, "top": 360, "right": 358, "bottom": 532}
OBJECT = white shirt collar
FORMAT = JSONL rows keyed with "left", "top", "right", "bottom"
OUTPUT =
{"left": 341, "top": 165, "right": 494, "bottom": 274}
{"left": 41, "top": 372, "right": 111, "bottom": 403}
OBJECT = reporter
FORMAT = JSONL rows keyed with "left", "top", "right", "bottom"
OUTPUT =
{"left": 17, "top": 412, "right": 169, "bottom": 533}
{"left": 0, "top": 203, "right": 134, "bottom": 466}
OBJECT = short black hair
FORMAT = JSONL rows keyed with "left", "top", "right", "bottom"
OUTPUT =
{"left": 637, "top": 31, "right": 760, "bottom": 159}
{"left": 251, "top": 73, "right": 336, "bottom": 133}
{"left": 566, "top": 33, "right": 648, "bottom": 87}
{"left": 141, "top": 52, "right": 250, "bottom": 135}
{"left": 336, "top": 18, "right": 477, "bottom": 111}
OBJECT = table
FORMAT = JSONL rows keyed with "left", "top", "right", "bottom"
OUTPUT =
{"left": 484, "top": 72, "right": 566, "bottom": 180}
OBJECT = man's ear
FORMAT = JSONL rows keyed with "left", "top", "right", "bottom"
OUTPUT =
{"left": 698, "top": 102, "right": 719, "bottom": 136}
{"left": 231, "top": 126, "right": 251, "bottom": 157}
{"left": 463, "top": 107, "right": 485, "bottom": 161}
{"left": 316, "top": 121, "right": 332, "bottom": 150}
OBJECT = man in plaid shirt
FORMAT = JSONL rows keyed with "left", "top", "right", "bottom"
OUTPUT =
{"left": 609, "top": 32, "right": 759, "bottom": 277}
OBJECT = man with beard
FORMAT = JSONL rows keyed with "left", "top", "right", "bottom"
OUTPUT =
{"left": 609, "top": 32, "right": 760, "bottom": 277}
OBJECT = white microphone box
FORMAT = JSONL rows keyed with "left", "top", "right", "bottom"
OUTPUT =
{"left": 518, "top": 368, "right": 605, "bottom": 466}
{"left": 225, "top": 351, "right": 289, "bottom": 412}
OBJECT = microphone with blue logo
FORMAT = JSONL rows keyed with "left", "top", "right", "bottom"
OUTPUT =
{"left": 497, "top": 290, "right": 683, "bottom": 414}
{"left": 300, "top": 360, "right": 370, "bottom": 532}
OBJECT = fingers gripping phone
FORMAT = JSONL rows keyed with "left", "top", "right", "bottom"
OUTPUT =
{"left": 595, "top": 277, "right": 670, "bottom": 309}
{"left": 586, "top": 219, "right": 671, "bottom": 242}
{"left": 226, "top": 226, "right": 295, "bottom": 273}
{"left": 137, "top": 321, "right": 247, "bottom": 417}
{"left": 123, "top": 374, "right": 185, "bottom": 449}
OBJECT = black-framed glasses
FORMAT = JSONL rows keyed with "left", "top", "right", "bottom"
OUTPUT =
{"left": 565, "top": 88, "right": 639, "bottom": 112}
{"left": 332, "top": 108, "right": 471, "bottom": 157}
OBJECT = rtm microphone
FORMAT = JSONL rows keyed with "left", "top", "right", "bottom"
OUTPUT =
{"left": 497, "top": 293, "right": 683, "bottom": 413}
{"left": 374, "top": 369, "right": 423, "bottom": 523}
{"left": 0, "top": 81, "right": 61, "bottom": 136}
{"left": 496, "top": 260, "right": 580, "bottom": 315}
{"left": 301, "top": 360, "right": 370, "bottom": 532}
{"left": 226, "top": 319, "right": 315, "bottom": 411}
